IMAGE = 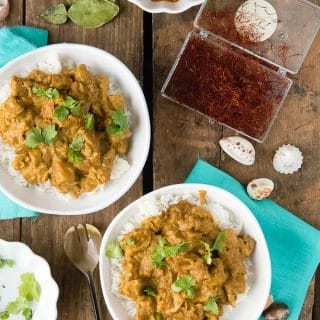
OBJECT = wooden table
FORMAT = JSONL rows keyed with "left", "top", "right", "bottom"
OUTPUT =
{"left": 0, "top": 0, "right": 319, "bottom": 319}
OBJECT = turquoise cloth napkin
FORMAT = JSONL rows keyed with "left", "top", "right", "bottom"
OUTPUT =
{"left": 0, "top": 25, "right": 47, "bottom": 219}
{"left": 186, "top": 160, "right": 320, "bottom": 320}
{"left": 0, "top": 26, "right": 48, "bottom": 67}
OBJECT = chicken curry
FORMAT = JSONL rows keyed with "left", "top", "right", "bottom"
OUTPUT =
{"left": 0, "top": 64, "right": 131, "bottom": 197}
{"left": 117, "top": 199, "right": 255, "bottom": 320}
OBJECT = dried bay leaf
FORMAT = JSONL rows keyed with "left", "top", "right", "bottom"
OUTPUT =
{"left": 40, "top": 3, "right": 68, "bottom": 25}
{"left": 67, "top": 0, "right": 119, "bottom": 29}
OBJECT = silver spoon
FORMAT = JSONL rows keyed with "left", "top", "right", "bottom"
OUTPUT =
{"left": 64, "top": 224, "right": 102, "bottom": 320}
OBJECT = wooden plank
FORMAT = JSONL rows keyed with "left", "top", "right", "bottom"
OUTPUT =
{"left": 153, "top": 8, "right": 222, "bottom": 189}
{"left": 219, "top": 22, "right": 320, "bottom": 320}
{"left": 22, "top": 1, "right": 144, "bottom": 319}
{"left": 0, "top": 0, "right": 24, "bottom": 241}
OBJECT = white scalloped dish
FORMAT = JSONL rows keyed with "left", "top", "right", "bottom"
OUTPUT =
{"left": 0, "top": 240, "right": 59, "bottom": 320}
{"left": 128, "top": 0, "right": 204, "bottom": 14}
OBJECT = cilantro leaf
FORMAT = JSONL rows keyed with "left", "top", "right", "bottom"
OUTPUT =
{"left": 67, "top": 148, "right": 83, "bottom": 165}
{"left": 203, "top": 296, "right": 219, "bottom": 315}
{"left": 25, "top": 128, "right": 44, "bottom": 148}
{"left": 84, "top": 113, "right": 95, "bottom": 131}
{"left": 155, "top": 313, "right": 162, "bottom": 320}
{"left": 32, "top": 86, "right": 59, "bottom": 99}
{"left": 19, "top": 273, "right": 41, "bottom": 302}
{"left": 54, "top": 106, "right": 69, "bottom": 121}
{"left": 106, "top": 110, "right": 128, "bottom": 136}
{"left": 70, "top": 135, "right": 84, "bottom": 151}
{"left": 171, "top": 275, "right": 196, "bottom": 299}
{"left": 42, "top": 125, "right": 57, "bottom": 145}
{"left": 0, "top": 258, "right": 14, "bottom": 269}
{"left": 6, "top": 296, "right": 29, "bottom": 314}
{"left": 22, "top": 308, "right": 32, "bottom": 320}
{"left": 142, "top": 286, "right": 156, "bottom": 297}
{"left": 151, "top": 239, "right": 188, "bottom": 268}
{"left": 105, "top": 240, "right": 123, "bottom": 259}
{"left": 126, "top": 238, "right": 136, "bottom": 246}
{"left": 62, "top": 96, "right": 82, "bottom": 116}
{"left": 212, "top": 231, "right": 225, "bottom": 253}
{"left": 68, "top": 135, "right": 85, "bottom": 164}
{"left": 0, "top": 311, "right": 9, "bottom": 319}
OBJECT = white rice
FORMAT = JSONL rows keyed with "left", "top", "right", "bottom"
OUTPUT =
{"left": 110, "top": 192, "right": 253, "bottom": 318}
{"left": 0, "top": 52, "right": 131, "bottom": 199}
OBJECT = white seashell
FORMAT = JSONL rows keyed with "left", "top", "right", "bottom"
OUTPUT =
{"left": 247, "top": 178, "right": 274, "bottom": 200}
{"left": 219, "top": 136, "right": 255, "bottom": 165}
{"left": 0, "top": 0, "right": 9, "bottom": 22}
{"left": 273, "top": 144, "right": 303, "bottom": 174}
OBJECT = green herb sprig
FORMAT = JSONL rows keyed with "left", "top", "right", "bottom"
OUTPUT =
{"left": 171, "top": 275, "right": 196, "bottom": 299}
{"left": 203, "top": 296, "right": 220, "bottom": 315}
{"left": 25, "top": 125, "right": 57, "bottom": 149}
{"left": 142, "top": 286, "right": 156, "bottom": 297}
{"left": 32, "top": 86, "right": 59, "bottom": 99}
{"left": 54, "top": 96, "right": 83, "bottom": 121}
{"left": 84, "top": 113, "right": 95, "bottom": 131}
{"left": 201, "top": 231, "right": 225, "bottom": 265}
{"left": 0, "top": 258, "right": 14, "bottom": 269}
{"left": 105, "top": 240, "right": 123, "bottom": 259}
{"left": 67, "top": 135, "right": 85, "bottom": 164}
{"left": 106, "top": 110, "right": 129, "bottom": 137}
{"left": 151, "top": 239, "right": 188, "bottom": 268}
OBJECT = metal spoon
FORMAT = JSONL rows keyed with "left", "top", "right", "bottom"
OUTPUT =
{"left": 64, "top": 224, "right": 102, "bottom": 320}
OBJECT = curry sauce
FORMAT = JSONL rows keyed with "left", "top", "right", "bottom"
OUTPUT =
{"left": 0, "top": 64, "right": 131, "bottom": 197}
{"left": 118, "top": 200, "right": 255, "bottom": 320}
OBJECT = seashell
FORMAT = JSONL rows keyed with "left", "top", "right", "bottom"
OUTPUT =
{"left": 262, "top": 302, "right": 289, "bottom": 320}
{"left": 273, "top": 144, "right": 303, "bottom": 174}
{"left": 219, "top": 136, "right": 255, "bottom": 165}
{"left": 247, "top": 178, "right": 274, "bottom": 200}
{"left": 0, "top": 0, "right": 9, "bottom": 22}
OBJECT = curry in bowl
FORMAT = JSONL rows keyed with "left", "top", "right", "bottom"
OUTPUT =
{"left": 105, "top": 191, "right": 255, "bottom": 320}
{"left": 0, "top": 64, "right": 131, "bottom": 198}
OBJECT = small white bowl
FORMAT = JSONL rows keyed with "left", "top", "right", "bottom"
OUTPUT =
{"left": 129, "top": 0, "right": 204, "bottom": 14}
{"left": 0, "top": 44, "right": 151, "bottom": 215}
{"left": 99, "top": 183, "right": 271, "bottom": 320}
{"left": 0, "top": 239, "right": 59, "bottom": 320}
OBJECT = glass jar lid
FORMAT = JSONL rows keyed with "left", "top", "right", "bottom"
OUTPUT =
{"left": 194, "top": 0, "right": 320, "bottom": 74}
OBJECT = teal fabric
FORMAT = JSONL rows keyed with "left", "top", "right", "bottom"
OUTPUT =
{"left": 0, "top": 26, "right": 48, "bottom": 67}
{"left": 186, "top": 160, "right": 320, "bottom": 320}
{"left": 0, "top": 26, "right": 47, "bottom": 219}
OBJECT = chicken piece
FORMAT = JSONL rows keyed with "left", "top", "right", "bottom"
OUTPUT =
{"left": 108, "top": 95, "right": 124, "bottom": 110}
{"left": 50, "top": 157, "right": 76, "bottom": 193}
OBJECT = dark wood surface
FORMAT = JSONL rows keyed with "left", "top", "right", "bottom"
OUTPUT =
{"left": 0, "top": 0, "right": 319, "bottom": 319}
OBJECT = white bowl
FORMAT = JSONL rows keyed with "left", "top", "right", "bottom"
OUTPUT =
{"left": 99, "top": 183, "right": 271, "bottom": 320}
{"left": 0, "top": 44, "right": 150, "bottom": 215}
{"left": 0, "top": 239, "right": 59, "bottom": 320}
{"left": 129, "top": 0, "right": 204, "bottom": 14}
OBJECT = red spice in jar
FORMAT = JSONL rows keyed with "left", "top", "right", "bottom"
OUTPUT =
{"left": 162, "top": 33, "right": 291, "bottom": 141}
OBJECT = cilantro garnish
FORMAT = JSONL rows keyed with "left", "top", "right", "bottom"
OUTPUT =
{"left": 105, "top": 240, "right": 123, "bottom": 259}
{"left": 203, "top": 296, "right": 220, "bottom": 315}
{"left": 201, "top": 231, "right": 225, "bottom": 265}
{"left": 155, "top": 312, "right": 162, "bottom": 320}
{"left": 106, "top": 110, "right": 129, "bottom": 136}
{"left": 142, "top": 286, "right": 156, "bottom": 297}
{"left": 67, "top": 135, "right": 84, "bottom": 164}
{"left": 54, "top": 96, "right": 83, "bottom": 121}
{"left": 25, "top": 125, "right": 57, "bottom": 148}
{"left": 84, "top": 113, "right": 95, "bottom": 131}
{"left": 0, "top": 258, "right": 14, "bottom": 269}
{"left": 151, "top": 239, "right": 188, "bottom": 268}
{"left": 1, "top": 273, "right": 40, "bottom": 320}
{"left": 171, "top": 275, "right": 196, "bottom": 299}
{"left": 126, "top": 238, "right": 136, "bottom": 246}
{"left": 32, "top": 86, "right": 59, "bottom": 99}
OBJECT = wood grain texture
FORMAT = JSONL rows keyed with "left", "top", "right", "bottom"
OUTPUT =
{"left": 0, "top": 0, "right": 23, "bottom": 243}
{"left": 152, "top": 4, "right": 319, "bottom": 320}
{"left": 21, "top": 0, "right": 143, "bottom": 319}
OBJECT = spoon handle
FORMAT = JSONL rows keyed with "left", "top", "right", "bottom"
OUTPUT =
{"left": 86, "top": 272, "right": 101, "bottom": 320}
